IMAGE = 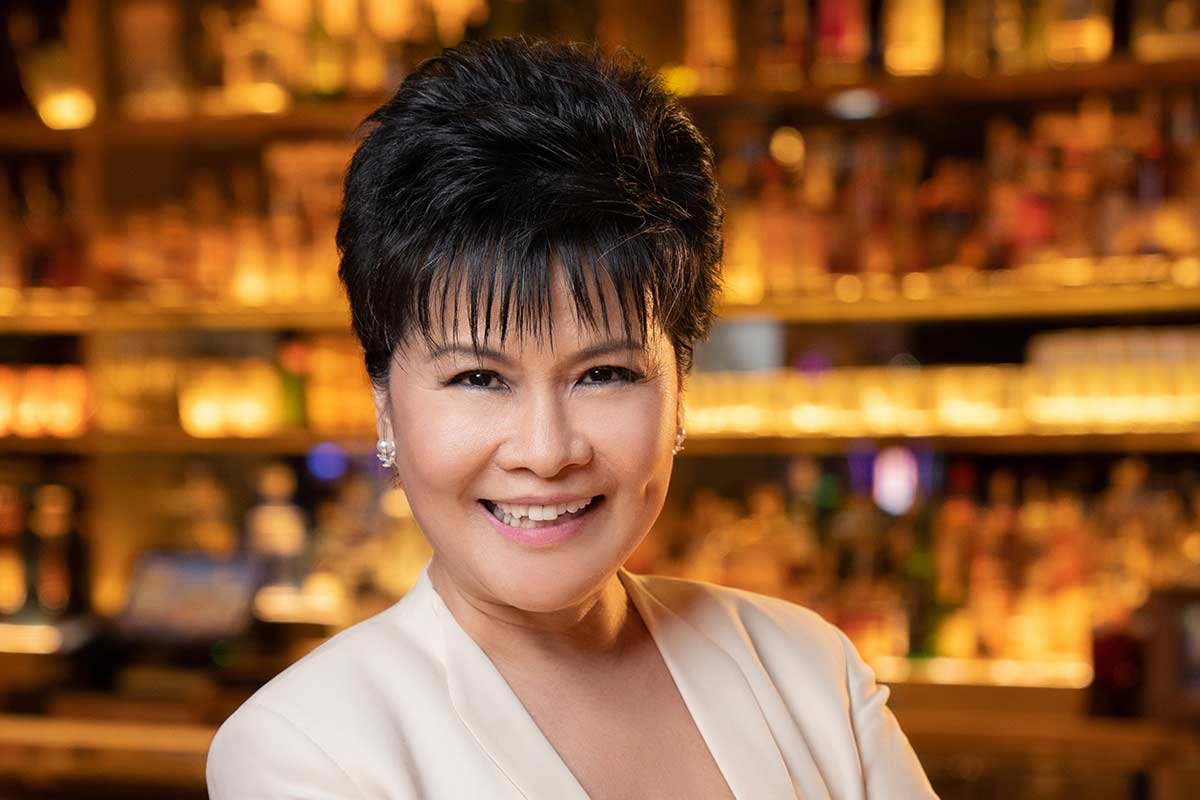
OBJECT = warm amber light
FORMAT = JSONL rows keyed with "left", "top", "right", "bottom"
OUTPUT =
{"left": 35, "top": 87, "right": 96, "bottom": 130}
{"left": 769, "top": 127, "right": 805, "bottom": 169}
{"left": 0, "top": 622, "right": 63, "bottom": 654}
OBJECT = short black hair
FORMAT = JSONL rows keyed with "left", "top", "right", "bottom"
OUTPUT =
{"left": 337, "top": 37, "right": 723, "bottom": 388}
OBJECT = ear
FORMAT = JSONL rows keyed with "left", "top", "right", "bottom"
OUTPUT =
{"left": 372, "top": 383, "right": 394, "bottom": 443}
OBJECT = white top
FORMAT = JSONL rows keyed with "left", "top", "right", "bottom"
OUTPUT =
{"left": 206, "top": 564, "right": 938, "bottom": 799}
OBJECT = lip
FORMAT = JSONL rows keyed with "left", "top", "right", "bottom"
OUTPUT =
{"left": 479, "top": 496, "right": 602, "bottom": 548}
{"left": 487, "top": 495, "right": 596, "bottom": 505}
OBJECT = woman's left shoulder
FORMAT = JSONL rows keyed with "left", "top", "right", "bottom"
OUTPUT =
{"left": 631, "top": 572, "right": 849, "bottom": 670}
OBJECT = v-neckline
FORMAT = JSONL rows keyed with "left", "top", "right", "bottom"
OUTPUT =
{"left": 425, "top": 566, "right": 797, "bottom": 799}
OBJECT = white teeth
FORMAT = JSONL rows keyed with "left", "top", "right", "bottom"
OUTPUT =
{"left": 491, "top": 497, "right": 594, "bottom": 525}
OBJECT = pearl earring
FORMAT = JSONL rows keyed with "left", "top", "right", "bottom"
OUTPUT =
{"left": 376, "top": 439, "right": 396, "bottom": 468}
{"left": 673, "top": 427, "right": 686, "bottom": 455}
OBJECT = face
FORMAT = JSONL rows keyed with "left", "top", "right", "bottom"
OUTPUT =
{"left": 375, "top": 273, "right": 680, "bottom": 614}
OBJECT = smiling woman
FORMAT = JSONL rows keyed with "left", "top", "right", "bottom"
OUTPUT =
{"left": 205, "top": 37, "right": 938, "bottom": 800}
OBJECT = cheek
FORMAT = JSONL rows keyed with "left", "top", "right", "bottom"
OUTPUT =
{"left": 388, "top": 390, "right": 495, "bottom": 495}
{"left": 579, "top": 386, "right": 675, "bottom": 489}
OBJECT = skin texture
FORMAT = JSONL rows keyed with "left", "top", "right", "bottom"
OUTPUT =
{"left": 373, "top": 270, "right": 681, "bottom": 662}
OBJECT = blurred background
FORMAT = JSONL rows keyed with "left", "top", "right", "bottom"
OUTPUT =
{"left": 0, "top": 0, "right": 1198, "bottom": 797}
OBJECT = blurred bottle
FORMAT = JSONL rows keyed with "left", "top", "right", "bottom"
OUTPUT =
{"left": 0, "top": 484, "right": 28, "bottom": 617}
{"left": 1044, "top": 0, "right": 1113, "bottom": 65}
{"left": 811, "top": 0, "right": 870, "bottom": 84}
{"left": 753, "top": 0, "right": 808, "bottom": 90}
{"left": 113, "top": 0, "right": 191, "bottom": 119}
{"left": 246, "top": 462, "right": 308, "bottom": 588}
{"left": 303, "top": 3, "right": 347, "bottom": 99}
{"left": 19, "top": 164, "right": 58, "bottom": 289}
{"left": 230, "top": 168, "right": 271, "bottom": 307}
{"left": 0, "top": 182, "right": 22, "bottom": 293}
{"left": 28, "top": 484, "right": 78, "bottom": 619}
{"left": 945, "top": 0, "right": 1029, "bottom": 76}
{"left": 684, "top": 0, "right": 736, "bottom": 93}
{"left": 189, "top": 171, "right": 233, "bottom": 301}
{"left": 1132, "top": 0, "right": 1200, "bottom": 61}
{"left": 883, "top": 0, "right": 945, "bottom": 76}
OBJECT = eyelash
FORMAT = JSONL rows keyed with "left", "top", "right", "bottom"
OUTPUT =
{"left": 445, "top": 366, "right": 642, "bottom": 390}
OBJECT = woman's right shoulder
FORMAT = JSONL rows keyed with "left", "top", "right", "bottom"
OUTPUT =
{"left": 206, "top": 594, "right": 440, "bottom": 798}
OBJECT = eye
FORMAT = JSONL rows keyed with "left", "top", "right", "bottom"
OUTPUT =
{"left": 449, "top": 370, "right": 503, "bottom": 389}
{"left": 580, "top": 366, "right": 638, "bottom": 385}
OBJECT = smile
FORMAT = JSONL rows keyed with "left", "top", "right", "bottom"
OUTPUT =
{"left": 481, "top": 496, "right": 602, "bottom": 529}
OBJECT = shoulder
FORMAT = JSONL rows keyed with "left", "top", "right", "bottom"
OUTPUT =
{"left": 632, "top": 572, "right": 853, "bottom": 677}
{"left": 207, "top": 592, "right": 438, "bottom": 797}
{"left": 207, "top": 699, "right": 365, "bottom": 798}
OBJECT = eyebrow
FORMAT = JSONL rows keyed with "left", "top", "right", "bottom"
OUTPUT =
{"left": 427, "top": 338, "right": 645, "bottom": 366}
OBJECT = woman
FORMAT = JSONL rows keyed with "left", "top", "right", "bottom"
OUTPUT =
{"left": 206, "top": 38, "right": 937, "bottom": 799}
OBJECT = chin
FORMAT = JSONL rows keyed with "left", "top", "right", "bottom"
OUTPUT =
{"left": 474, "top": 542, "right": 633, "bottom": 613}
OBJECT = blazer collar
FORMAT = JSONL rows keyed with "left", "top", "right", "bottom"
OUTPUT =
{"left": 424, "top": 565, "right": 797, "bottom": 799}
{"left": 618, "top": 568, "right": 798, "bottom": 799}
{"left": 425, "top": 568, "right": 588, "bottom": 799}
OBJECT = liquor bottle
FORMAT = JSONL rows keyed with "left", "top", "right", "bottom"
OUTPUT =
{"left": 0, "top": 182, "right": 21, "bottom": 292}
{"left": 811, "top": 0, "right": 870, "bottom": 84}
{"left": 883, "top": 0, "right": 945, "bottom": 76}
{"left": 754, "top": 0, "right": 808, "bottom": 90}
{"left": 1045, "top": 0, "right": 1113, "bottom": 66}
{"left": 229, "top": 168, "right": 271, "bottom": 306}
{"left": 304, "top": 5, "right": 347, "bottom": 99}
{"left": 189, "top": 171, "right": 233, "bottom": 300}
{"left": 0, "top": 484, "right": 28, "bottom": 617}
{"left": 246, "top": 462, "right": 308, "bottom": 588}
{"left": 945, "top": 0, "right": 1028, "bottom": 76}
{"left": 28, "top": 484, "right": 74, "bottom": 618}
{"left": 684, "top": 0, "right": 736, "bottom": 94}
{"left": 1132, "top": 0, "right": 1200, "bottom": 62}
{"left": 19, "top": 164, "right": 57, "bottom": 289}
{"left": 757, "top": 161, "right": 801, "bottom": 298}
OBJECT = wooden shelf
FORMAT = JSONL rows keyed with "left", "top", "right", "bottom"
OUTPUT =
{"left": 0, "top": 112, "right": 86, "bottom": 152}
{"left": 1, "top": 280, "right": 1198, "bottom": 335}
{"left": 722, "top": 283, "right": 1200, "bottom": 324}
{"left": 686, "top": 57, "right": 1200, "bottom": 114}
{"left": 0, "top": 304, "right": 351, "bottom": 335}
{"left": 683, "top": 430, "right": 1200, "bottom": 456}
{"left": 98, "top": 99, "right": 384, "bottom": 147}
{"left": 0, "top": 431, "right": 370, "bottom": 456}
{"left": 3, "top": 429, "right": 1198, "bottom": 457}
{"left": 7, "top": 57, "right": 1200, "bottom": 155}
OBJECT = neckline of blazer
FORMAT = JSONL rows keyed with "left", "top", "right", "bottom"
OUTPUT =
{"left": 414, "top": 564, "right": 798, "bottom": 799}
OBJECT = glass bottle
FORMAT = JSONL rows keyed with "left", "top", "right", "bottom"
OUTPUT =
{"left": 1132, "top": 0, "right": 1200, "bottom": 61}
{"left": 811, "top": 0, "right": 870, "bottom": 84}
{"left": 1045, "top": 0, "right": 1114, "bottom": 66}
{"left": 883, "top": 0, "right": 945, "bottom": 76}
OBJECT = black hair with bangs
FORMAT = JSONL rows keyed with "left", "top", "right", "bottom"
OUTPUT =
{"left": 337, "top": 37, "right": 723, "bottom": 388}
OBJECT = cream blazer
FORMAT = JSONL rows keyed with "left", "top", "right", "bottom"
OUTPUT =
{"left": 206, "top": 565, "right": 938, "bottom": 799}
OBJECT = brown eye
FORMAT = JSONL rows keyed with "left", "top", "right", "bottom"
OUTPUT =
{"left": 449, "top": 370, "right": 501, "bottom": 388}
{"left": 581, "top": 366, "right": 635, "bottom": 385}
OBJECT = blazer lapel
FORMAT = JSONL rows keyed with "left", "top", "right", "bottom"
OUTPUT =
{"left": 427, "top": 572, "right": 589, "bottom": 800}
{"left": 618, "top": 568, "right": 799, "bottom": 800}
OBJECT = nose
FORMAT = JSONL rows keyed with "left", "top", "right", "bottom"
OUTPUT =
{"left": 496, "top": 388, "right": 592, "bottom": 478}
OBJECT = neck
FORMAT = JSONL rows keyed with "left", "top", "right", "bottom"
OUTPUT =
{"left": 428, "top": 558, "right": 637, "bottom": 668}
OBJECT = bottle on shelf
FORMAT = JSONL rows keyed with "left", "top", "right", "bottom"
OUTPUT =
{"left": 0, "top": 484, "right": 29, "bottom": 618}
{"left": 753, "top": 0, "right": 808, "bottom": 91}
{"left": 246, "top": 462, "right": 308, "bottom": 589}
{"left": 882, "top": 0, "right": 945, "bottom": 76}
{"left": 28, "top": 484, "right": 78, "bottom": 619}
{"left": 1044, "top": 0, "right": 1114, "bottom": 66}
{"left": 810, "top": 0, "right": 870, "bottom": 84}
{"left": 1132, "top": 0, "right": 1200, "bottom": 62}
